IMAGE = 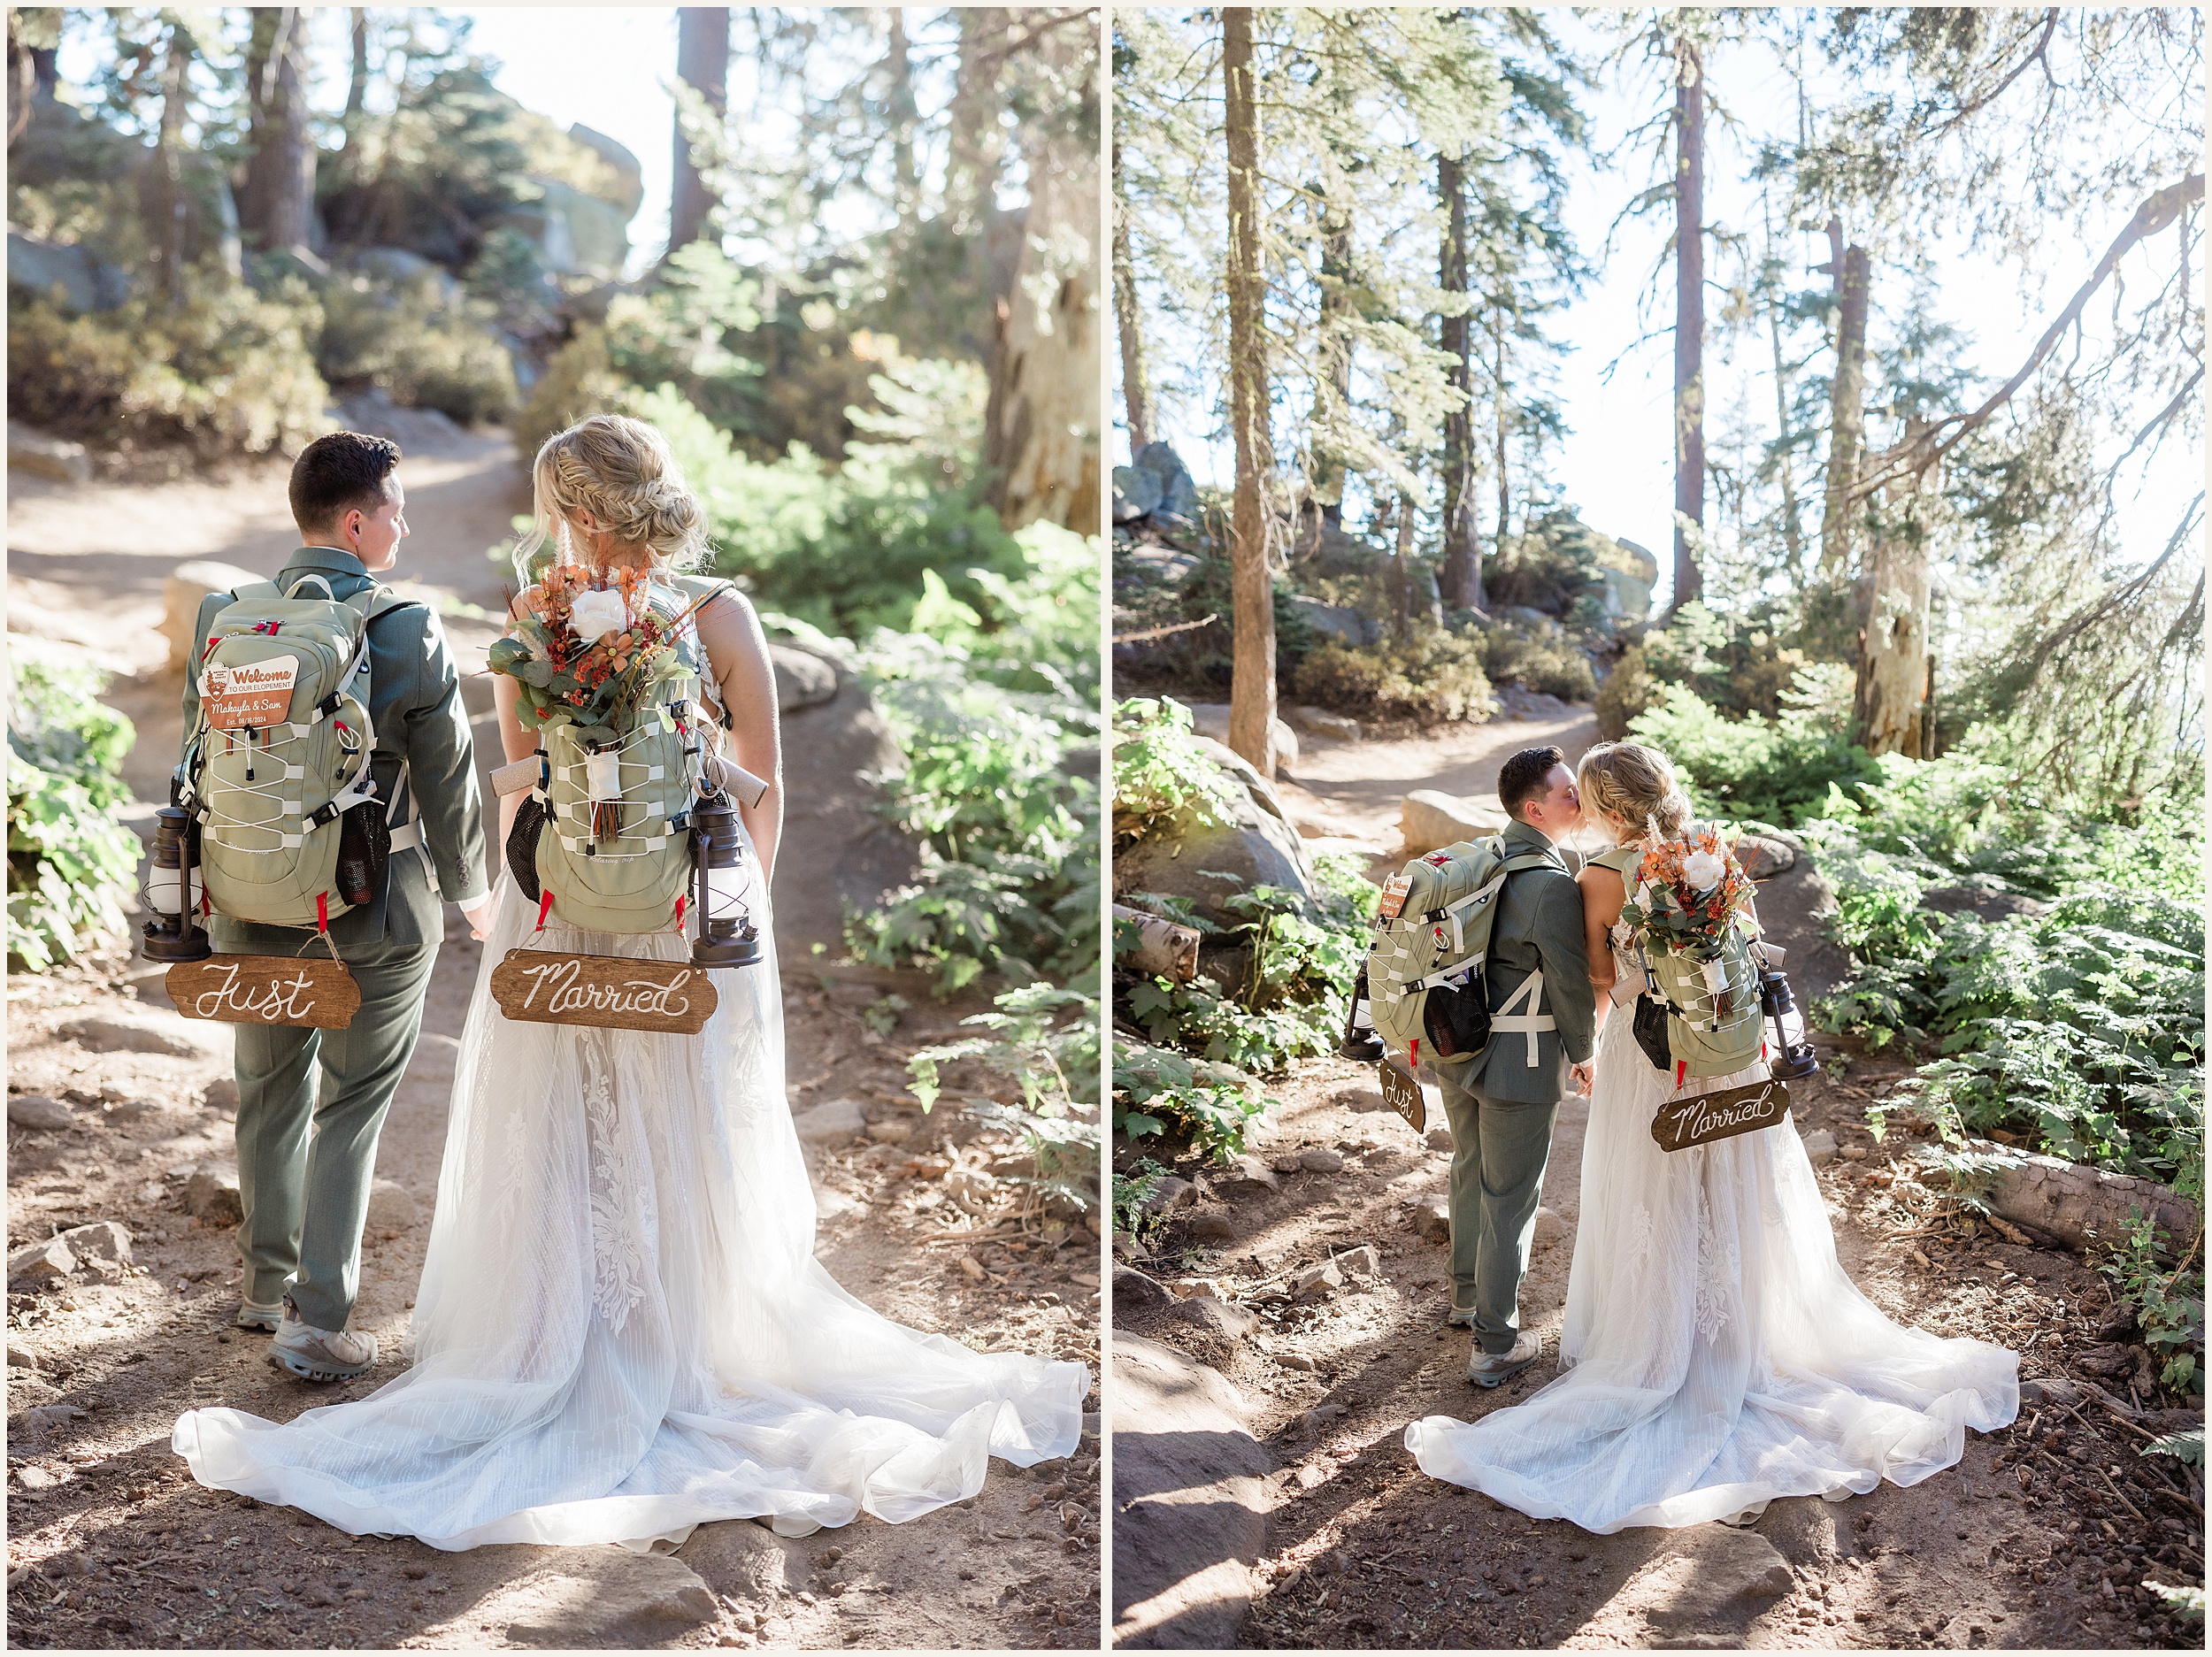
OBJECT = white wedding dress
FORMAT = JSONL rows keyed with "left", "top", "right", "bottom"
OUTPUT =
{"left": 1404, "top": 926, "right": 2016, "bottom": 1533}
{"left": 173, "top": 855, "right": 1087, "bottom": 1551}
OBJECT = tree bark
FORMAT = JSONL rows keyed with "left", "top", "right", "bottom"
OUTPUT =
{"left": 1112, "top": 148, "right": 1151, "bottom": 455}
{"left": 1492, "top": 306, "right": 1510, "bottom": 554}
{"left": 1670, "top": 34, "right": 1706, "bottom": 616}
{"left": 1437, "top": 150, "right": 1482, "bottom": 613}
{"left": 1763, "top": 199, "right": 1806, "bottom": 583}
{"left": 945, "top": 8, "right": 1009, "bottom": 239}
{"left": 669, "top": 7, "right": 730, "bottom": 255}
{"left": 1391, "top": 489, "right": 1417, "bottom": 641}
{"left": 884, "top": 10, "right": 920, "bottom": 249}
{"left": 1309, "top": 142, "right": 1355, "bottom": 529}
{"left": 1817, "top": 219, "right": 1871, "bottom": 585}
{"left": 150, "top": 19, "right": 191, "bottom": 303}
{"left": 346, "top": 8, "right": 369, "bottom": 121}
{"left": 982, "top": 16, "right": 1100, "bottom": 533}
{"left": 241, "top": 8, "right": 316, "bottom": 254}
{"left": 1223, "top": 6, "right": 1277, "bottom": 778}
{"left": 1853, "top": 418, "right": 1935, "bottom": 756}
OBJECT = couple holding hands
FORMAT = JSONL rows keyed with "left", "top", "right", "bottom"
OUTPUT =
{"left": 165, "top": 419, "right": 1083, "bottom": 1554}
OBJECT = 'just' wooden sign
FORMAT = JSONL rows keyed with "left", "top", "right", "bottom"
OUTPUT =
{"left": 167, "top": 955, "right": 361, "bottom": 1030}
{"left": 489, "top": 949, "right": 718, "bottom": 1034}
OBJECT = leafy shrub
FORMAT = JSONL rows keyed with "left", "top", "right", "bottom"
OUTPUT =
{"left": 1292, "top": 630, "right": 1495, "bottom": 723}
{"left": 1629, "top": 666, "right": 1880, "bottom": 827}
{"left": 2099, "top": 1208, "right": 2204, "bottom": 1393}
{"left": 7, "top": 270, "right": 329, "bottom": 456}
{"left": 1111, "top": 697, "right": 1240, "bottom": 854}
{"left": 6, "top": 650, "right": 142, "bottom": 970}
{"left": 1594, "top": 641, "right": 1659, "bottom": 740}
{"left": 909, "top": 983, "right": 1100, "bottom": 1215}
{"left": 319, "top": 267, "right": 518, "bottom": 425}
{"left": 1639, "top": 600, "right": 1820, "bottom": 723}
{"left": 1476, "top": 617, "right": 1598, "bottom": 702}
{"left": 1113, "top": 1039, "right": 1271, "bottom": 1161}
{"left": 511, "top": 323, "right": 642, "bottom": 457}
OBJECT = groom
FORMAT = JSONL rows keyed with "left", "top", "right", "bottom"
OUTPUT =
{"left": 1434, "top": 745, "right": 1594, "bottom": 1387}
{"left": 183, "top": 431, "right": 491, "bottom": 1383}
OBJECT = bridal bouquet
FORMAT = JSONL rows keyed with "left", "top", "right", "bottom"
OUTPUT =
{"left": 486, "top": 564, "right": 707, "bottom": 733}
{"left": 1618, "top": 825, "right": 1757, "bottom": 1009}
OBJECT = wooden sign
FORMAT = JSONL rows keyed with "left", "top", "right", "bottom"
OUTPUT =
{"left": 490, "top": 948, "right": 717, "bottom": 1034}
{"left": 1650, "top": 1076, "right": 1793, "bottom": 1154}
{"left": 1380, "top": 1055, "right": 1428, "bottom": 1136}
{"left": 200, "top": 656, "right": 298, "bottom": 731}
{"left": 167, "top": 955, "right": 360, "bottom": 1030}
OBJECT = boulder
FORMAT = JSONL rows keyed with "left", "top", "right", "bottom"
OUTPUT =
{"left": 1741, "top": 845, "right": 1848, "bottom": 1009}
{"left": 7, "top": 1093, "right": 75, "bottom": 1131}
{"left": 1180, "top": 702, "right": 1299, "bottom": 771}
{"left": 185, "top": 1162, "right": 244, "bottom": 1226}
{"left": 1214, "top": 1155, "right": 1279, "bottom": 1198}
{"left": 1114, "top": 733, "right": 1317, "bottom": 931}
{"left": 567, "top": 123, "right": 645, "bottom": 219}
{"left": 1121, "top": 544, "right": 1200, "bottom": 586}
{"left": 1732, "top": 833, "right": 1798, "bottom": 880}
{"left": 767, "top": 641, "right": 923, "bottom": 960}
{"left": 1297, "top": 1149, "right": 1344, "bottom": 1174}
{"left": 1293, "top": 1259, "right": 1344, "bottom": 1296}
{"left": 1338, "top": 1245, "right": 1381, "bottom": 1279}
{"left": 365, "top": 1179, "right": 419, "bottom": 1230}
{"left": 1800, "top": 1128, "right": 1839, "bottom": 1167}
{"left": 1283, "top": 705, "right": 1360, "bottom": 742}
{"left": 1167, "top": 1295, "right": 1259, "bottom": 1343}
{"left": 1410, "top": 1194, "right": 1451, "bottom": 1243}
{"left": 1141, "top": 1175, "right": 1198, "bottom": 1216}
{"left": 767, "top": 644, "right": 838, "bottom": 713}
{"left": 677, "top": 1517, "right": 803, "bottom": 1603}
{"left": 7, "top": 230, "right": 128, "bottom": 315}
{"left": 56, "top": 1221, "right": 130, "bottom": 1269}
{"left": 1111, "top": 1333, "right": 1274, "bottom": 1649}
{"left": 1187, "top": 1210, "right": 1237, "bottom": 1243}
{"left": 1127, "top": 441, "right": 1201, "bottom": 523}
{"left": 7, "top": 1236, "right": 77, "bottom": 1288}
{"left": 1923, "top": 879, "right": 2049, "bottom": 923}
{"left": 1400, "top": 790, "right": 1509, "bottom": 857}
{"left": 1287, "top": 595, "right": 1380, "bottom": 648}
{"left": 60, "top": 1009, "right": 223, "bottom": 1059}
{"left": 7, "top": 421, "right": 91, "bottom": 485}
{"left": 1113, "top": 464, "right": 1164, "bottom": 523}
{"left": 791, "top": 1098, "right": 868, "bottom": 1146}
{"left": 162, "top": 561, "right": 265, "bottom": 676}
{"left": 1113, "top": 1265, "right": 1173, "bottom": 1311}
{"left": 494, "top": 177, "right": 631, "bottom": 279}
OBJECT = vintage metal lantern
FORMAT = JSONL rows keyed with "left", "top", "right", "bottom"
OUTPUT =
{"left": 688, "top": 793, "right": 761, "bottom": 969}
{"left": 1758, "top": 959, "right": 1821, "bottom": 1079}
{"left": 142, "top": 803, "right": 213, "bottom": 963}
{"left": 1338, "top": 967, "right": 1385, "bottom": 1062}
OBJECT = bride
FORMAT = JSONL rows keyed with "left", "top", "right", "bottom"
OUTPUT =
{"left": 174, "top": 414, "right": 1087, "bottom": 1550}
{"left": 1405, "top": 740, "right": 2016, "bottom": 1532}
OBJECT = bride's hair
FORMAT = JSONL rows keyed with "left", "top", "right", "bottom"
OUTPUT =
{"left": 511, "top": 414, "right": 707, "bottom": 586}
{"left": 1578, "top": 741, "right": 1694, "bottom": 841}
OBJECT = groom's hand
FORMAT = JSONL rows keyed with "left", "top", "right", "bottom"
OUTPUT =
{"left": 460, "top": 894, "right": 495, "bottom": 941}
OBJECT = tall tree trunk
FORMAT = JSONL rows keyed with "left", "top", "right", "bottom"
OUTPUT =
{"left": 150, "top": 19, "right": 191, "bottom": 303}
{"left": 1670, "top": 33, "right": 1706, "bottom": 616}
{"left": 1111, "top": 148, "right": 1151, "bottom": 455}
{"left": 1817, "top": 217, "right": 1871, "bottom": 585}
{"left": 1438, "top": 150, "right": 1482, "bottom": 612}
{"left": 1763, "top": 197, "right": 1806, "bottom": 583}
{"left": 1492, "top": 306, "right": 1510, "bottom": 554}
{"left": 1309, "top": 142, "right": 1354, "bottom": 529}
{"left": 669, "top": 8, "right": 729, "bottom": 255}
{"left": 884, "top": 10, "right": 920, "bottom": 249}
{"left": 945, "top": 8, "right": 1008, "bottom": 238}
{"left": 347, "top": 9, "right": 369, "bottom": 121}
{"left": 1391, "top": 490, "right": 1417, "bottom": 641}
{"left": 1223, "top": 6, "right": 1277, "bottom": 777}
{"left": 242, "top": 8, "right": 315, "bottom": 254}
{"left": 1854, "top": 418, "right": 1935, "bottom": 756}
{"left": 982, "top": 17, "right": 1100, "bottom": 533}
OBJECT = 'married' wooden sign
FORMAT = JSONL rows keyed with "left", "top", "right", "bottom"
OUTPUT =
{"left": 167, "top": 955, "right": 361, "bottom": 1030}
{"left": 490, "top": 949, "right": 717, "bottom": 1035}
{"left": 1650, "top": 1076, "right": 1793, "bottom": 1154}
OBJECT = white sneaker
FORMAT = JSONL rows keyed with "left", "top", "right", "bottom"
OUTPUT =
{"left": 1467, "top": 1330, "right": 1541, "bottom": 1388}
{"left": 234, "top": 1293, "right": 286, "bottom": 1332}
{"left": 268, "top": 1299, "right": 377, "bottom": 1383}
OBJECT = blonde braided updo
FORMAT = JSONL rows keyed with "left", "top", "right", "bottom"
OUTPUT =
{"left": 512, "top": 413, "right": 708, "bottom": 584}
{"left": 1577, "top": 740, "right": 1694, "bottom": 843}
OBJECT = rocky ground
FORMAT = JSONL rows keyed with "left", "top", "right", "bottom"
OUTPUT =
{"left": 5, "top": 425, "right": 1103, "bottom": 1649}
{"left": 1110, "top": 716, "right": 2203, "bottom": 1652}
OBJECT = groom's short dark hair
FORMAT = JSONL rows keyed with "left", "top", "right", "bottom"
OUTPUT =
{"left": 1500, "top": 746, "right": 1568, "bottom": 820}
{"left": 290, "top": 431, "right": 402, "bottom": 533}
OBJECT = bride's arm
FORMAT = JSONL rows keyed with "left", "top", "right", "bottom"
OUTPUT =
{"left": 695, "top": 588, "right": 784, "bottom": 881}
{"left": 1578, "top": 863, "right": 1628, "bottom": 1036}
{"left": 491, "top": 590, "right": 541, "bottom": 848}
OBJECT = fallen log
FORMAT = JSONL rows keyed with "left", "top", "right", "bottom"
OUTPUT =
{"left": 1972, "top": 1144, "right": 2200, "bottom": 1257}
{"left": 1113, "top": 904, "right": 1201, "bottom": 984}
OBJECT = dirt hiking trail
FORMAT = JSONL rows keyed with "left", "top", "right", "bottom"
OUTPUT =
{"left": 1113, "top": 709, "right": 2200, "bottom": 1652}
{"left": 6, "top": 422, "right": 1102, "bottom": 1650}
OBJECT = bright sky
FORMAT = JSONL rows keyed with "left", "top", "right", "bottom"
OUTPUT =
{"left": 1122, "top": 13, "right": 2198, "bottom": 610}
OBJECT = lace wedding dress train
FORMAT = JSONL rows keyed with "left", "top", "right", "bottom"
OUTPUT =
{"left": 174, "top": 860, "right": 1087, "bottom": 1551}
{"left": 1405, "top": 1012, "right": 2017, "bottom": 1533}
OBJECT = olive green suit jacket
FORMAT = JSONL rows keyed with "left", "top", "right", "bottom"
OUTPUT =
{"left": 180, "top": 547, "right": 488, "bottom": 954}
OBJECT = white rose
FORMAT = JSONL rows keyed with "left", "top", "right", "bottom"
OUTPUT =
{"left": 567, "top": 587, "right": 629, "bottom": 642}
{"left": 1681, "top": 850, "right": 1725, "bottom": 892}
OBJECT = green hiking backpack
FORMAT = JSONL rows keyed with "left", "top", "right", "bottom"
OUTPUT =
{"left": 1363, "top": 837, "right": 1560, "bottom": 1071}
{"left": 1594, "top": 840, "right": 1767, "bottom": 1080}
{"left": 511, "top": 575, "right": 726, "bottom": 933}
{"left": 179, "top": 572, "right": 420, "bottom": 930}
